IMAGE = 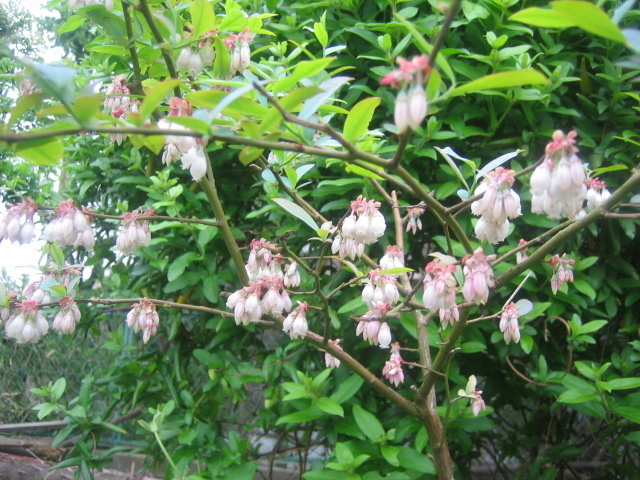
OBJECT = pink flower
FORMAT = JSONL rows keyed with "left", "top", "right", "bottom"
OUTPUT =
{"left": 548, "top": 254, "right": 575, "bottom": 294}
{"left": 586, "top": 177, "right": 611, "bottom": 211}
{"left": 355, "top": 302, "right": 391, "bottom": 347}
{"left": 382, "top": 343, "right": 404, "bottom": 387}
{"left": 458, "top": 375, "right": 487, "bottom": 416}
{"left": 331, "top": 197, "right": 385, "bottom": 260}
{"left": 5, "top": 301, "right": 49, "bottom": 344}
{"left": 116, "top": 209, "right": 153, "bottom": 255}
{"left": 325, "top": 339, "right": 342, "bottom": 368}
{"left": 282, "top": 302, "right": 310, "bottom": 340}
{"left": 0, "top": 198, "right": 38, "bottom": 245}
{"left": 499, "top": 303, "right": 520, "bottom": 344}
{"left": 126, "top": 299, "right": 159, "bottom": 344}
{"left": 405, "top": 206, "right": 425, "bottom": 234}
{"left": 530, "top": 130, "right": 586, "bottom": 219}
{"left": 462, "top": 248, "right": 496, "bottom": 305}
{"left": 52, "top": 297, "right": 81, "bottom": 334}
{"left": 422, "top": 258, "right": 459, "bottom": 327}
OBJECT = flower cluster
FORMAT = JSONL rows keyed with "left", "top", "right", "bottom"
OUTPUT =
{"left": 380, "top": 55, "right": 431, "bottom": 133}
{"left": 382, "top": 343, "right": 404, "bottom": 387}
{"left": 499, "top": 303, "right": 520, "bottom": 344}
{"left": 362, "top": 269, "right": 400, "bottom": 308}
{"left": 462, "top": 248, "right": 496, "bottom": 305}
{"left": 471, "top": 167, "right": 521, "bottom": 244}
{"left": 158, "top": 98, "right": 209, "bottom": 181}
{"left": 549, "top": 254, "right": 575, "bottom": 294}
{"left": 458, "top": 375, "right": 486, "bottom": 417}
{"left": 104, "top": 75, "right": 139, "bottom": 145}
{"left": 44, "top": 200, "right": 96, "bottom": 250}
{"left": 355, "top": 302, "right": 392, "bottom": 348}
{"left": 422, "top": 259, "right": 459, "bottom": 328}
{"left": 126, "top": 299, "right": 160, "bottom": 344}
{"left": 325, "top": 339, "right": 342, "bottom": 369}
{"left": 227, "top": 277, "right": 292, "bottom": 325}
{"left": 225, "top": 29, "right": 255, "bottom": 76}
{"left": 116, "top": 209, "right": 153, "bottom": 255}
{"left": 331, "top": 196, "right": 386, "bottom": 260}
{"left": 282, "top": 302, "right": 309, "bottom": 340}
{"left": 380, "top": 245, "right": 404, "bottom": 271}
{"left": 5, "top": 301, "right": 49, "bottom": 344}
{"left": 52, "top": 297, "right": 81, "bottom": 334}
{"left": 531, "top": 130, "right": 586, "bottom": 219}
{"left": 586, "top": 177, "right": 612, "bottom": 211}
{"left": 0, "top": 198, "right": 37, "bottom": 245}
{"left": 405, "top": 206, "right": 425, "bottom": 234}
{"left": 227, "top": 238, "right": 301, "bottom": 326}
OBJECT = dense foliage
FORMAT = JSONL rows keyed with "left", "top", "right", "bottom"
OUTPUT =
{"left": 1, "top": 1, "right": 640, "bottom": 479}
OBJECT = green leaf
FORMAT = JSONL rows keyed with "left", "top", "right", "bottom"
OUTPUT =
{"left": 573, "top": 279, "right": 596, "bottom": 300}
{"left": 186, "top": 89, "right": 268, "bottom": 117}
{"left": 330, "top": 374, "right": 364, "bottom": 404}
{"left": 551, "top": 0, "right": 627, "bottom": 44}
{"left": 304, "top": 471, "right": 349, "bottom": 480}
{"left": 450, "top": 69, "right": 548, "bottom": 97}
{"left": 190, "top": 0, "right": 216, "bottom": 38}
{"left": 614, "top": 406, "right": 640, "bottom": 424}
{"left": 85, "top": 7, "right": 126, "bottom": 39}
{"left": 57, "top": 14, "right": 87, "bottom": 34}
{"left": 239, "top": 146, "right": 264, "bottom": 165}
{"left": 520, "top": 334, "right": 534, "bottom": 354}
{"left": 271, "top": 197, "right": 319, "bottom": 231}
{"left": 314, "top": 22, "right": 329, "bottom": 49}
{"left": 353, "top": 404, "right": 385, "bottom": 442}
{"left": 379, "top": 267, "right": 414, "bottom": 275}
{"left": 344, "top": 163, "right": 384, "bottom": 180}
{"left": 50, "top": 378, "right": 66, "bottom": 402}
{"left": 259, "top": 86, "right": 323, "bottom": 134}
{"left": 343, "top": 97, "right": 381, "bottom": 142}
{"left": 72, "top": 94, "right": 103, "bottom": 125}
{"left": 557, "top": 390, "right": 597, "bottom": 403}
{"left": 608, "top": 378, "right": 640, "bottom": 390}
{"left": 316, "top": 397, "right": 344, "bottom": 416}
{"left": 272, "top": 58, "right": 335, "bottom": 93}
{"left": 168, "top": 252, "right": 200, "bottom": 282}
{"left": 509, "top": 7, "right": 575, "bottom": 28}
{"left": 276, "top": 406, "right": 324, "bottom": 425}
{"left": 23, "top": 61, "right": 77, "bottom": 107}
{"left": 380, "top": 445, "right": 400, "bottom": 466}
{"left": 15, "top": 137, "right": 64, "bottom": 166}
{"left": 139, "top": 79, "right": 182, "bottom": 121}
{"left": 396, "top": 447, "right": 436, "bottom": 474}
{"left": 579, "top": 320, "right": 608, "bottom": 334}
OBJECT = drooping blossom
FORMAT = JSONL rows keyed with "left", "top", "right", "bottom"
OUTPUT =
{"left": 116, "top": 209, "right": 153, "bottom": 255}
{"left": 471, "top": 167, "right": 521, "bottom": 244}
{"left": 405, "top": 206, "right": 425, "bottom": 234}
{"left": 585, "top": 177, "right": 612, "bottom": 211}
{"left": 462, "top": 248, "right": 496, "bottom": 305}
{"left": 499, "top": 302, "right": 521, "bottom": 344}
{"left": 22, "top": 278, "right": 52, "bottom": 304}
{"left": 355, "top": 302, "right": 393, "bottom": 347}
{"left": 380, "top": 55, "right": 431, "bottom": 133}
{"left": 380, "top": 245, "right": 404, "bottom": 271}
{"left": 530, "top": 130, "right": 587, "bottom": 219}
{"left": 225, "top": 29, "right": 255, "bottom": 76}
{"left": 422, "top": 258, "right": 459, "bottom": 328}
{"left": 5, "top": 301, "right": 49, "bottom": 344}
{"left": 158, "top": 98, "right": 209, "bottom": 181}
{"left": 246, "top": 238, "right": 279, "bottom": 281}
{"left": 458, "top": 375, "right": 486, "bottom": 417}
{"left": 362, "top": 269, "right": 400, "bottom": 308}
{"left": 516, "top": 239, "right": 528, "bottom": 264}
{"left": 126, "top": 299, "right": 160, "bottom": 344}
{"left": 325, "top": 339, "right": 342, "bottom": 369}
{"left": 382, "top": 343, "right": 404, "bottom": 387}
{"left": 283, "top": 261, "right": 301, "bottom": 287}
{"left": 282, "top": 302, "right": 309, "bottom": 340}
{"left": 52, "top": 296, "right": 81, "bottom": 334}
{"left": 0, "top": 198, "right": 38, "bottom": 245}
{"left": 548, "top": 254, "right": 575, "bottom": 294}
{"left": 104, "top": 75, "right": 139, "bottom": 145}
{"left": 331, "top": 196, "right": 386, "bottom": 260}
{"left": 43, "top": 200, "right": 94, "bottom": 248}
